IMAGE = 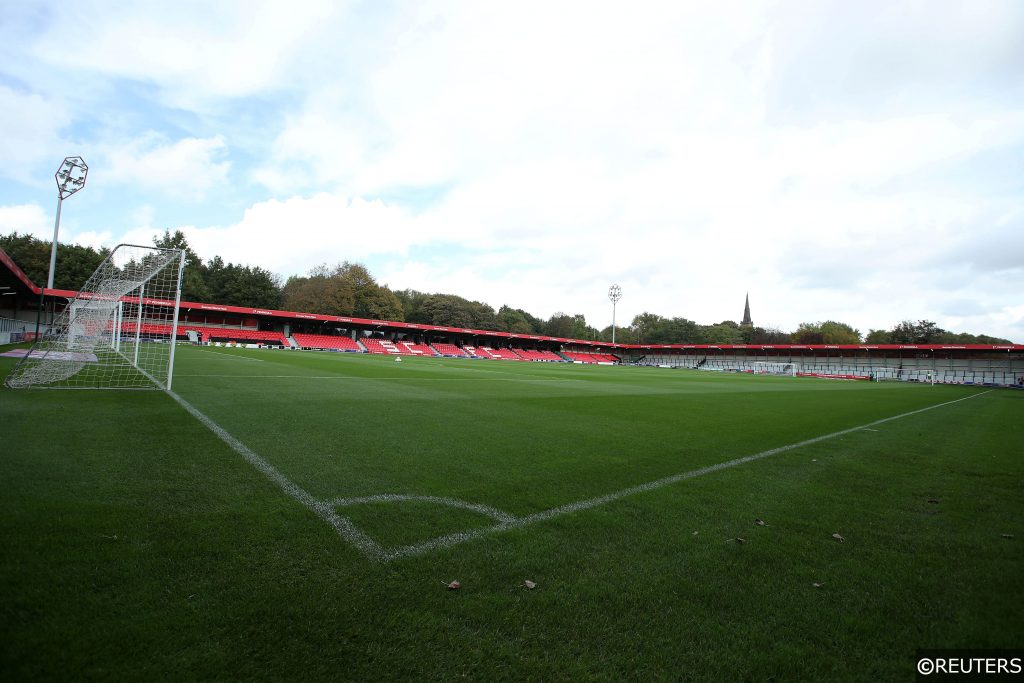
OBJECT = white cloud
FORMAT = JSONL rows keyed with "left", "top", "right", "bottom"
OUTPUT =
{"left": 101, "top": 134, "right": 230, "bottom": 200}
{"left": 0, "top": 86, "right": 71, "bottom": 184}
{"left": 0, "top": 203, "right": 116, "bottom": 251}
{"left": 5, "top": 1, "right": 1023, "bottom": 342}
{"left": 120, "top": 192, "right": 422, "bottom": 277}
{"left": 0, "top": 204, "right": 51, "bottom": 239}
{"left": 25, "top": 0, "right": 342, "bottom": 108}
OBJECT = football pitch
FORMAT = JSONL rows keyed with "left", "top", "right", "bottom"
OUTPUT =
{"left": 2, "top": 344, "right": 1022, "bottom": 680}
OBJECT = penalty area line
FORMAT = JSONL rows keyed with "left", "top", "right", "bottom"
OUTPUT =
{"left": 382, "top": 389, "right": 995, "bottom": 561}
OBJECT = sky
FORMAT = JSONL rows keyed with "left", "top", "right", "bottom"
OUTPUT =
{"left": 1, "top": 1, "right": 1022, "bottom": 342}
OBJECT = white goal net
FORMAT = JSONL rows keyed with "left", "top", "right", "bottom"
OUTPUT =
{"left": 751, "top": 362, "right": 798, "bottom": 376}
{"left": 5, "top": 244, "right": 185, "bottom": 390}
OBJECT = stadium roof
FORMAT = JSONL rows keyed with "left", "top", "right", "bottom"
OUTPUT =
{"left": 0, "top": 249, "right": 39, "bottom": 295}
{"left": 2, "top": 248, "right": 1022, "bottom": 353}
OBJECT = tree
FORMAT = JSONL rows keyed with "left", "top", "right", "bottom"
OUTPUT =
{"left": 279, "top": 261, "right": 403, "bottom": 320}
{"left": 571, "top": 314, "right": 598, "bottom": 340}
{"left": 791, "top": 322, "right": 824, "bottom": 344}
{"left": 703, "top": 322, "right": 743, "bottom": 344}
{"left": 416, "top": 294, "right": 494, "bottom": 328}
{"left": 395, "top": 289, "right": 429, "bottom": 323}
{"left": 820, "top": 321, "right": 861, "bottom": 344}
{"left": 746, "top": 326, "right": 790, "bottom": 344}
{"left": 0, "top": 232, "right": 108, "bottom": 291}
{"left": 496, "top": 305, "right": 541, "bottom": 334}
{"left": 545, "top": 313, "right": 573, "bottom": 338}
{"left": 865, "top": 329, "right": 891, "bottom": 344}
{"left": 890, "top": 320, "right": 943, "bottom": 344}
{"left": 281, "top": 264, "right": 355, "bottom": 315}
{"left": 790, "top": 321, "right": 860, "bottom": 345}
{"left": 202, "top": 256, "right": 283, "bottom": 308}
{"left": 631, "top": 312, "right": 665, "bottom": 344}
{"left": 357, "top": 285, "right": 404, "bottom": 321}
{"left": 154, "top": 229, "right": 209, "bottom": 302}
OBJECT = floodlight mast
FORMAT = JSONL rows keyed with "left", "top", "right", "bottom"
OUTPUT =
{"left": 48, "top": 156, "right": 88, "bottom": 289}
{"left": 608, "top": 284, "right": 622, "bottom": 345}
{"left": 36, "top": 157, "right": 88, "bottom": 338}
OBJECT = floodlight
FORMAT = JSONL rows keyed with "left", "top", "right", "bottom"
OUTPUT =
{"left": 608, "top": 284, "right": 622, "bottom": 344}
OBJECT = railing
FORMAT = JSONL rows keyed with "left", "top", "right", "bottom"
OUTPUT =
{"left": 0, "top": 316, "right": 31, "bottom": 333}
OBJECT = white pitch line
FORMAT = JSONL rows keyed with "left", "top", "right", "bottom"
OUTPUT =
{"left": 168, "top": 376, "right": 585, "bottom": 382}
{"left": 331, "top": 493, "right": 516, "bottom": 524}
{"left": 168, "top": 384, "right": 993, "bottom": 564}
{"left": 197, "top": 349, "right": 267, "bottom": 362}
{"left": 381, "top": 389, "right": 994, "bottom": 561}
{"left": 166, "top": 389, "right": 387, "bottom": 561}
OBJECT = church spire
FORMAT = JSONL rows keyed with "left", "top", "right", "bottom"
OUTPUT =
{"left": 741, "top": 293, "right": 753, "bottom": 327}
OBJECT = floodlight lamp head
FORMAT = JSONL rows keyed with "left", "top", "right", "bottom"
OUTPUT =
{"left": 608, "top": 284, "right": 622, "bottom": 303}
{"left": 55, "top": 156, "right": 88, "bottom": 200}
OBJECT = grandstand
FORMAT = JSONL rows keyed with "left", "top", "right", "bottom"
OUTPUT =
{"left": 202, "top": 328, "right": 287, "bottom": 345}
{"left": 292, "top": 333, "right": 363, "bottom": 352}
{"left": 1, "top": 246, "right": 1021, "bottom": 386}
{"left": 486, "top": 347, "right": 522, "bottom": 361}
{"left": 432, "top": 342, "right": 469, "bottom": 357}
{"left": 639, "top": 350, "right": 1022, "bottom": 387}
{"left": 516, "top": 348, "right": 565, "bottom": 362}
{"left": 402, "top": 342, "right": 437, "bottom": 357}
{"left": 564, "top": 351, "right": 618, "bottom": 364}
{"left": 361, "top": 338, "right": 409, "bottom": 355}
{"left": 113, "top": 321, "right": 287, "bottom": 346}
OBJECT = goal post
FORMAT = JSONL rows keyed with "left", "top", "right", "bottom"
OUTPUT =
{"left": 4, "top": 244, "right": 186, "bottom": 390}
{"left": 751, "top": 361, "right": 798, "bottom": 377}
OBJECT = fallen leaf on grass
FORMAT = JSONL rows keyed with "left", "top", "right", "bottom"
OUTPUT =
{"left": 832, "top": 533, "right": 845, "bottom": 543}
{"left": 446, "top": 581, "right": 461, "bottom": 590}
{"left": 523, "top": 580, "right": 537, "bottom": 590}
{"left": 755, "top": 518, "right": 769, "bottom": 527}
{"left": 692, "top": 531, "right": 699, "bottom": 536}
{"left": 812, "top": 582, "right": 825, "bottom": 588}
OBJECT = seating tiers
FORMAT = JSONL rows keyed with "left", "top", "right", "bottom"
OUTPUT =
{"left": 517, "top": 349, "right": 564, "bottom": 361}
{"left": 479, "top": 347, "right": 521, "bottom": 360}
{"left": 564, "top": 351, "right": 617, "bottom": 364}
{"left": 401, "top": 342, "right": 438, "bottom": 356}
{"left": 432, "top": 343, "right": 469, "bottom": 357}
{"left": 118, "top": 322, "right": 286, "bottom": 344}
{"left": 362, "top": 338, "right": 419, "bottom": 355}
{"left": 292, "top": 333, "right": 362, "bottom": 351}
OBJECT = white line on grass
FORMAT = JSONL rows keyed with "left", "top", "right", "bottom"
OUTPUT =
{"left": 166, "top": 389, "right": 387, "bottom": 561}
{"left": 196, "top": 349, "right": 268, "bottom": 362}
{"left": 380, "top": 389, "right": 994, "bottom": 561}
{"left": 172, "top": 374, "right": 583, "bottom": 382}
{"left": 331, "top": 494, "right": 516, "bottom": 524}
{"left": 168, "top": 385, "right": 993, "bottom": 563}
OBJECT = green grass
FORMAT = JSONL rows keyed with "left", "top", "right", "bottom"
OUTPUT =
{"left": 2, "top": 344, "right": 1022, "bottom": 680}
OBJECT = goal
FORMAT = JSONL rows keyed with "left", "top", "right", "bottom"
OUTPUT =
{"left": 4, "top": 244, "right": 186, "bottom": 390}
{"left": 751, "top": 361, "right": 798, "bottom": 377}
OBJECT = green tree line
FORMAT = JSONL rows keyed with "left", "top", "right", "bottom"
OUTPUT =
{"left": 1, "top": 230, "right": 1013, "bottom": 344}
